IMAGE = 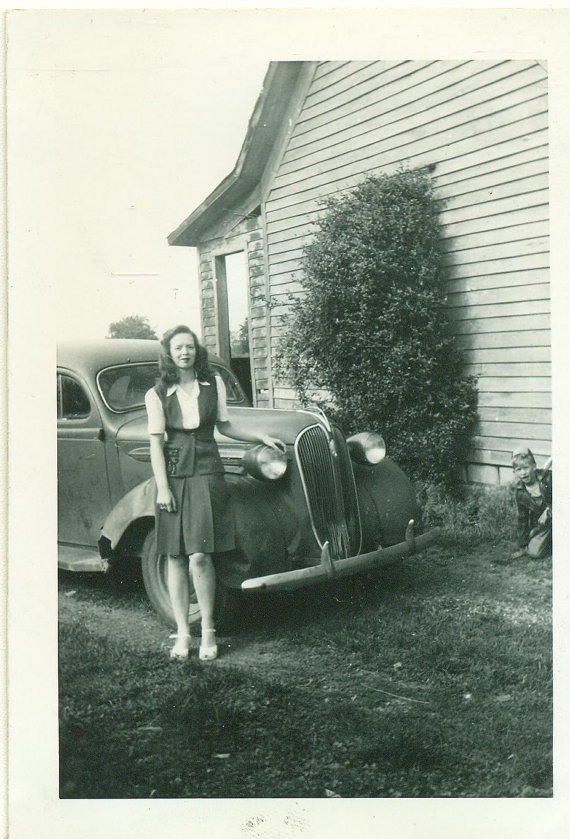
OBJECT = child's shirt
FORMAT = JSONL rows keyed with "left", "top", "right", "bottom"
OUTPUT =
{"left": 513, "top": 469, "right": 552, "bottom": 547}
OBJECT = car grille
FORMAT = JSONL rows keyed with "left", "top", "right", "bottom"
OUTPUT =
{"left": 295, "top": 424, "right": 362, "bottom": 560}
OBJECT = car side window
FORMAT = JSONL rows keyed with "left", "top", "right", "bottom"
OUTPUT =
{"left": 212, "top": 364, "right": 247, "bottom": 404}
{"left": 58, "top": 374, "right": 91, "bottom": 419}
{"left": 97, "top": 363, "right": 159, "bottom": 412}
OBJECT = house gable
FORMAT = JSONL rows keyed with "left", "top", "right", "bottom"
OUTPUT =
{"left": 168, "top": 62, "right": 311, "bottom": 248}
{"left": 168, "top": 62, "right": 315, "bottom": 409}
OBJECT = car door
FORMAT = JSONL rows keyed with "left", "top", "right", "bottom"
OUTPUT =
{"left": 57, "top": 370, "right": 112, "bottom": 547}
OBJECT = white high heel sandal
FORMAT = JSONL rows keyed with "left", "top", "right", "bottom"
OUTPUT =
{"left": 199, "top": 629, "right": 218, "bottom": 661}
{"left": 169, "top": 633, "right": 191, "bottom": 661}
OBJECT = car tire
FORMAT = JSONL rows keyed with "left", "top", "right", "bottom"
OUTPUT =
{"left": 140, "top": 528, "right": 240, "bottom": 630}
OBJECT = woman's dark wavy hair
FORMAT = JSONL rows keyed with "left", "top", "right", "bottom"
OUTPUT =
{"left": 155, "top": 325, "right": 212, "bottom": 395}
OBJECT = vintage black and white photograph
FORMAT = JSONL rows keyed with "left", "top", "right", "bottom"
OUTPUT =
{"left": 6, "top": 5, "right": 570, "bottom": 838}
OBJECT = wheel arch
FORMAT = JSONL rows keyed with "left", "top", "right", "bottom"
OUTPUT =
{"left": 98, "top": 477, "right": 156, "bottom": 559}
{"left": 115, "top": 515, "right": 155, "bottom": 558}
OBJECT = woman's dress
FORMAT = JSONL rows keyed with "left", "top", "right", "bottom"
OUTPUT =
{"left": 145, "top": 376, "right": 235, "bottom": 556}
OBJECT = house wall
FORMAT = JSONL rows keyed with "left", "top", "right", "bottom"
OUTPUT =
{"left": 195, "top": 212, "right": 273, "bottom": 408}
{"left": 263, "top": 60, "right": 549, "bottom": 485}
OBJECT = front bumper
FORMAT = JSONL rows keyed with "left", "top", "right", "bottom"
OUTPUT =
{"left": 241, "top": 520, "right": 441, "bottom": 592}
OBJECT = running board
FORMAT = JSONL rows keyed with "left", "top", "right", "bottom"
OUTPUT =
{"left": 58, "top": 545, "right": 109, "bottom": 573}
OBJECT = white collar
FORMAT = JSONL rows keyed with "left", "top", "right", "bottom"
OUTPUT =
{"left": 166, "top": 380, "right": 210, "bottom": 397}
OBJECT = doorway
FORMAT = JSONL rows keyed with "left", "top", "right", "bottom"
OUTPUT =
{"left": 215, "top": 251, "right": 253, "bottom": 403}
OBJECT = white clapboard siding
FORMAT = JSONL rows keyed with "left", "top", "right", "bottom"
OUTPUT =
{"left": 265, "top": 203, "right": 549, "bottom": 261}
{"left": 440, "top": 203, "right": 548, "bottom": 241}
{"left": 445, "top": 268, "right": 549, "bottom": 295}
{"left": 299, "top": 61, "right": 461, "bottom": 119}
{"left": 455, "top": 325, "right": 549, "bottom": 347}
{"left": 283, "top": 65, "right": 545, "bottom": 172}
{"left": 447, "top": 251, "right": 548, "bottom": 279}
{"left": 454, "top": 315, "right": 550, "bottom": 337}
{"left": 266, "top": 255, "right": 550, "bottom": 289}
{"left": 461, "top": 346, "right": 550, "bottom": 364}
{"left": 270, "top": 96, "right": 547, "bottom": 197}
{"left": 446, "top": 282, "right": 549, "bottom": 308}
{"left": 287, "top": 62, "right": 513, "bottom": 160}
{"left": 438, "top": 191, "right": 548, "bottom": 230}
{"left": 267, "top": 133, "right": 548, "bottom": 221}
{"left": 264, "top": 60, "right": 548, "bottom": 483}
{"left": 465, "top": 362, "right": 551, "bottom": 377}
{"left": 477, "top": 391, "right": 550, "bottom": 409}
{"left": 472, "top": 435, "right": 550, "bottom": 453}
{"left": 474, "top": 377, "right": 549, "bottom": 392}
{"left": 441, "top": 221, "right": 549, "bottom": 253}
{"left": 468, "top": 446, "right": 551, "bottom": 469}
{"left": 268, "top": 226, "right": 547, "bottom": 269}
{"left": 266, "top": 152, "right": 548, "bottom": 231}
{"left": 478, "top": 406, "right": 551, "bottom": 424}
{"left": 435, "top": 143, "right": 548, "bottom": 186}
{"left": 269, "top": 126, "right": 547, "bottom": 215}
{"left": 475, "top": 421, "right": 551, "bottom": 441}
{"left": 281, "top": 64, "right": 544, "bottom": 169}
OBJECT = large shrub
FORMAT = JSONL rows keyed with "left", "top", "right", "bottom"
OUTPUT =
{"left": 276, "top": 169, "right": 478, "bottom": 487}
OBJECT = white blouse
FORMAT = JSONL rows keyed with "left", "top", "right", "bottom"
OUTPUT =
{"left": 145, "top": 376, "right": 229, "bottom": 435}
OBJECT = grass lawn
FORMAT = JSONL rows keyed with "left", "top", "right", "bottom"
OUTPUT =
{"left": 59, "top": 540, "right": 552, "bottom": 799}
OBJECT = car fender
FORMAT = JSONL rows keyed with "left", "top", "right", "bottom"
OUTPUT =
{"left": 98, "top": 472, "right": 311, "bottom": 579}
{"left": 99, "top": 477, "right": 156, "bottom": 554}
{"left": 215, "top": 473, "right": 311, "bottom": 587}
{"left": 354, "top": 456, "right": 421, "bottom": 550}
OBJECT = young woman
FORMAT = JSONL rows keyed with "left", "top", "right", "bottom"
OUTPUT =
{"left": 145, "top": 325, "right": 285, "bottom": 661}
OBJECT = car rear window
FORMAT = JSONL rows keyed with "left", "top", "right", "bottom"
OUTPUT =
{"left": 97, "top": 362, "right": 247, "bottom": 412}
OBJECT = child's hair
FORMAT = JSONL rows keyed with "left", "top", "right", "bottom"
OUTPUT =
{"left": 511, "top": 446, "right": 536, "bottom": 468}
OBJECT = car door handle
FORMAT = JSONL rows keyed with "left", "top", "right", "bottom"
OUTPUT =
{"left": 126, "top": 446, "right": 151, "bottom": 462}
{"left": 97, "top": 428, "right": 105, "bottom": 442}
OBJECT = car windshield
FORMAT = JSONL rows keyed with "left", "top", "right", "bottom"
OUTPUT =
{"left": 97, "top": 362, "right": 247, "bottom": 412}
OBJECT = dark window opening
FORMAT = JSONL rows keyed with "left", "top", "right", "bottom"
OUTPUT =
{"left": 58, "top": 375, "right": 90, "bottom": 419}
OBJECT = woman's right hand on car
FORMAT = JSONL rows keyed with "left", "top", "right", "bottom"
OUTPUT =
{"left": 156, "top": 486, "right": 177, "bottom": 513}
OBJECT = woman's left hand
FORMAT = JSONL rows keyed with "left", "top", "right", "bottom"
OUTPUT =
{"left": 261, "top": 434, "right": 286, "bottom": 453}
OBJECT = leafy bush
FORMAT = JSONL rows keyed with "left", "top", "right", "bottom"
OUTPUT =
{"left": 276, "top": 169, "right": 477, "bottom": 486}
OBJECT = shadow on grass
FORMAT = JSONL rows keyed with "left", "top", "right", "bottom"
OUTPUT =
{"left": 59, "top": 543, "right": 552, "bottom": 799}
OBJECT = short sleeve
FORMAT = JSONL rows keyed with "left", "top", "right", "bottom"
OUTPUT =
{"left": 215, "top": 375, "right": 229, "bottom": 423}
{"left": 145, "top": 388, "right": 165, "bottom": 435}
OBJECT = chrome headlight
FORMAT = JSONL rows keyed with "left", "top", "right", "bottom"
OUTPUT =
{"left": 347, "top": 431, "right": 386, "bottom": 465}
{"left": 242, "top": 444, "right": 288, "bottom": 481}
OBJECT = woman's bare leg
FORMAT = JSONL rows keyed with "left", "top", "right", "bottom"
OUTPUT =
{"left": 190, "top": 552, "right": 218, "bottom": 659}
{"left": 167, "top": 554, "right": 191, "bottom": 657}
{"left": 189, "top": 552, "right": 216, "bottom": 630}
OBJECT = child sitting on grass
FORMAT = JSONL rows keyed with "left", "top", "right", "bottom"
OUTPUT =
{"left": 511, "top": 447, "right": 552, "bottom": 559}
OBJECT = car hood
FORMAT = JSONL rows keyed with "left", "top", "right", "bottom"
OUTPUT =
{"left": 115, "top": 406, "right": 330, "bottom": 445}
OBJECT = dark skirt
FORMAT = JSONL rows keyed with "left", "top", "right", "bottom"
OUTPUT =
{"left": 156, "top": 473, "right": 235, "bottom": 556}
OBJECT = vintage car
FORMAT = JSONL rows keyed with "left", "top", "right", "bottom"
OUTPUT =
{"left": 57, "top": 339, "right": 440, "bottom": 627}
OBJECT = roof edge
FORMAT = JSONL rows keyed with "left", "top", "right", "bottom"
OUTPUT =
{"left": 167, "top": 61, "right": 306, "bottom": 247}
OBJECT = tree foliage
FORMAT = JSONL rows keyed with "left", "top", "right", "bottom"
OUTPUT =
{"left": 231, "top": 317, "right": 250, "bottom": 357}
{"left": 276, "top": 169, "right": 478, "bottom": 486}
{"left": 107, "top": 315, "right": 158, "bottom": 340}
